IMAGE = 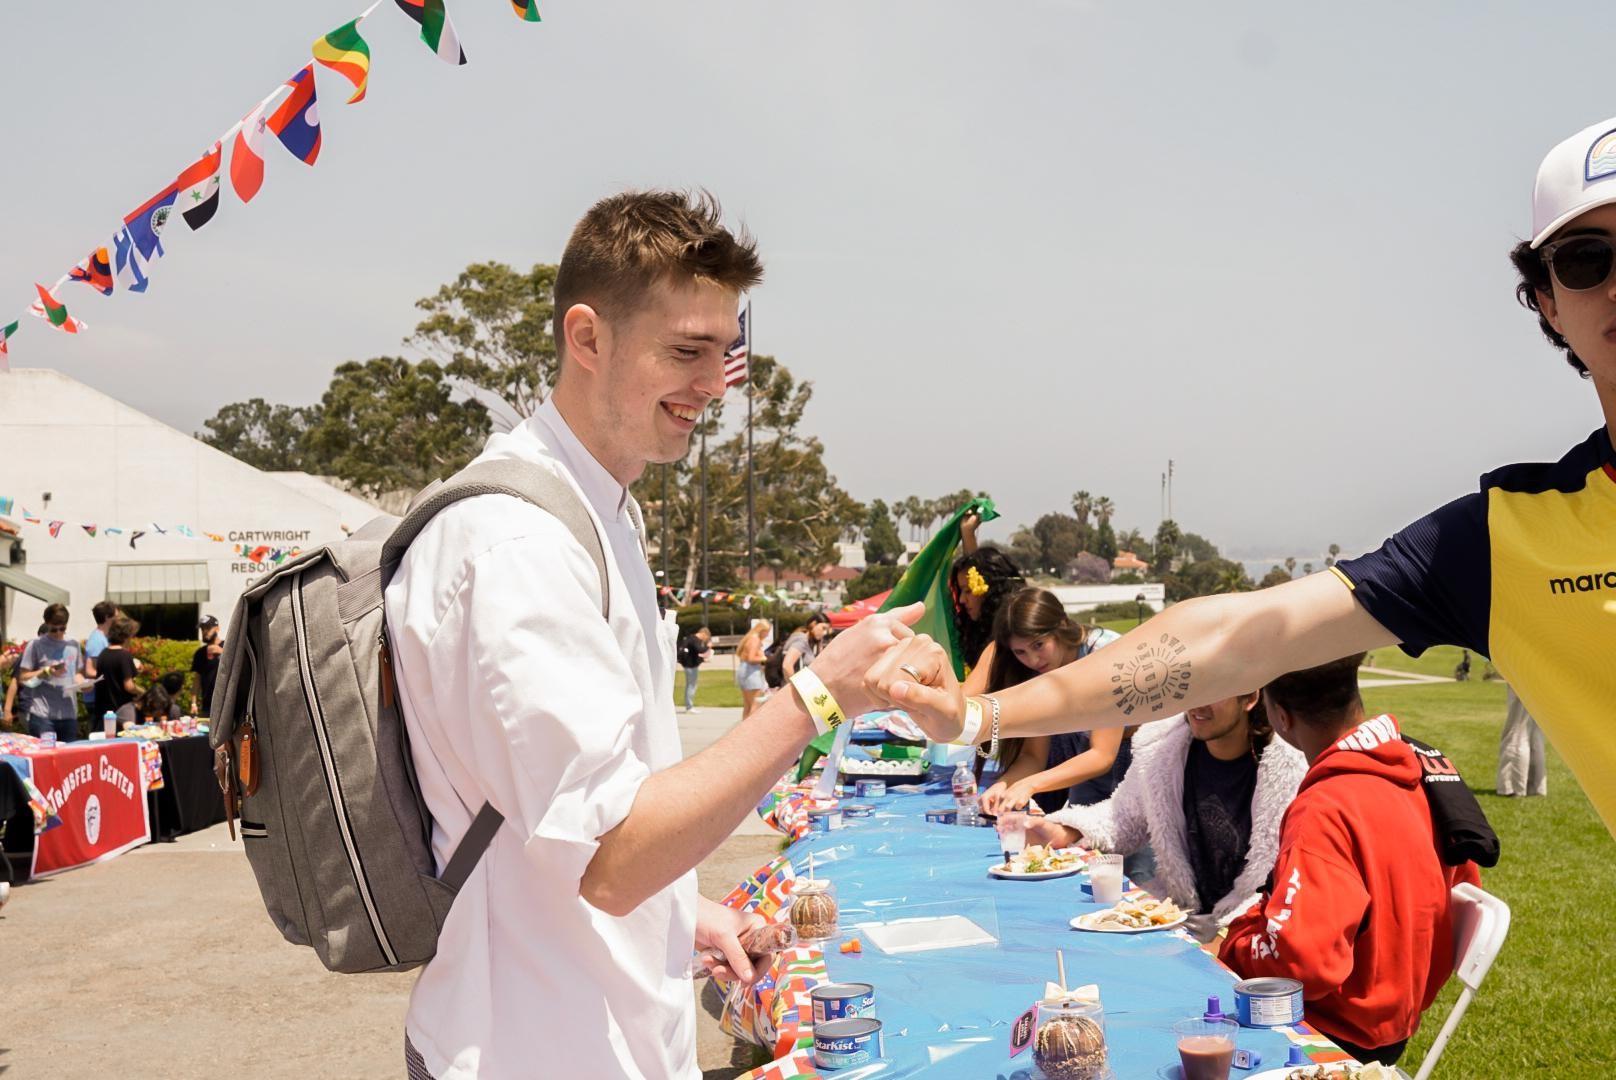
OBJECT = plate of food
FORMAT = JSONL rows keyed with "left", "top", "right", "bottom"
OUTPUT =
{"left": 1248, "top": 1065, "right": 1399, "bottom": 1080}
{"left": 1069, "top": 896, "right": 1187, "bottom": 932}
{"left": 988, "top": 845, "right": 1085, "bottom": 880}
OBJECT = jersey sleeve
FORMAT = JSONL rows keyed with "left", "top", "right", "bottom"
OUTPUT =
{"left": 1329, "top": 493, "right": 1490, "bottom": 656}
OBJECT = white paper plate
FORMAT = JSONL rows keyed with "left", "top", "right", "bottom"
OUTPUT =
{"left": 988, "top": 863, "right": 1083, "bottom": 881}
{"left": 1069, "top": 908, "right": 1189, "bottom": 933}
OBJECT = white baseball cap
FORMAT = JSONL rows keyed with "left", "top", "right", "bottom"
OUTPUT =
{"left": 1531, "top": 115, "right": 1616, "bottom": 248}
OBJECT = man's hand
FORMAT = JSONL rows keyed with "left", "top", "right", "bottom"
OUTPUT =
{"left": 1, "top": 711, "right": 11, "bottom": 731}
{"left": 865, "top": 633, "right": 965, "bottom": 741}
{"left": 693, "top": 897, "right": 767, "bottom": 985}
{"left": 803, "top": 602, "right": 925, "bottom": 718}
{"left": 1024, "top": 817, "right": 1079, "bottom": 850}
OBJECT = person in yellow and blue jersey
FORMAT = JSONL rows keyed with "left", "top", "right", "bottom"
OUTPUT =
{"left": 871, "top": 115, "right": 1616, "bottom": 844}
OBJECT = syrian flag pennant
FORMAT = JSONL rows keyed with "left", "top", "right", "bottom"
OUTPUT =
{"left": 313, "top": 3, "right": 378, "bottom": 104}
{"left": 68, "top": 247, "right": 115, "bottom": 295}
{"left": 122, "top": 183, "right": 178, "bottom": 261}
{"left": 48, "top": 521, "right": 64, "bottom": 538}
{"left": 510, "top": 0, "right": 541, "bottom": 20}
{"left": 268, "top": 65, "right": 321, "bottom": 166}
{"left": 32, "top": 284, "right": 85, "bottom": 333}
{"left": 231, "top": 101, "right": 271, "bottom": 202}
{"left": 394, "top": 0, "right": 467, "bottom": 65}
{"left": 177, "top": 142, "right": 223, "bottom": 231}
{"left": 112, "top": 228, "right": 153, "bottom": 293}
{"left": 81, "top": 525, "right": 97, "bottom": 538}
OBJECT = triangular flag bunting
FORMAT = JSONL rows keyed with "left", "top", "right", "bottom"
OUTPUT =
{"left": 231, "top": 101, "right": 271, "bottom": 202}
{"left": 0, "top": 319, "right": 17, "bottom": 363}
{"left": 112, "top": 228, "right": 153, "bottom": 293}
{"left": 177, "top": 142, "right": 223, "bottom": 230}
{"left": 122, "top": 183, "right": 178, "bottom": 261}
{"left": 129, "top": 530, "right": 145, "bottom": 549}
{"left": 68, "top": 248, "right": 115, "bottom": 295}
{"left": 32, "top": 284, "right": 85, "bottom": 333}
{"left": 510, "top": 0, "right": 541, "bottom": 21}
{"left": 48, "top": 521, "right": 64, "bottom": 538}
{"left": 81, "top": 524, "right": 98, "bottom": 538}
{"left": 267, "top": 65, "right": 322, "bottom": 165}
{"left": 394, "top": 0, "right": 467, "bottom": 64}
{"left": 104, "top": 527, "right": 123, "bottom": 536}
{"left": 314, "top": 5, "right": 377, "bottom": 104}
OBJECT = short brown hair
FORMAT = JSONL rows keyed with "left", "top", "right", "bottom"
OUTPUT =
{"left": 553, "top": 190, "right": 763, "bottom": 360}
{"left": 1509, "top": 239, "right": 1590, "bottom": 377}
{"left": 107, "top": 615, "right": 140, "bottom": 646}
{"left": 1263, "top": 653, "right": 1367, "bottom": 727}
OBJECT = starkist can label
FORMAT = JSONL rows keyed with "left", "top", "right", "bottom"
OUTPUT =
{"left": 811, "top": 982, "right": 876, "bottom": 1024}
{"left": 813, "top": 1018, "right": 883, "bottom": 1069}
{"left": 1234, "top": 977, "right": 1304, "bottom": 1027}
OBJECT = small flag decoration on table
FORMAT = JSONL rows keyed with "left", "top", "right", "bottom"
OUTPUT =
{"left": 268, "top": 65, "right": 322, "bottom": 165}
{"left": 394, "top": 0, "right": 467, "bottom": 65}
{"left": 313, "top": 5, "right": 377, "bottom": 104}
{"left": 176, "top": 142, "right": 223, "bottom": 231}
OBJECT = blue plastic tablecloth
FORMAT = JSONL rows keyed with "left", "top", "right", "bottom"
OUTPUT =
{"left": 786, "top": 776, "right": 1301, "bottom": 1078}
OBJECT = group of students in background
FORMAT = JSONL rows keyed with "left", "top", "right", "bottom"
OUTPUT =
{"left": 949, "top": 530, "right": 1497, "bottom": 1067}
{"left": 2, "top": 601, "right": 224, "bottom": 738}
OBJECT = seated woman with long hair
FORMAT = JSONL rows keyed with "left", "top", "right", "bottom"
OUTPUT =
{"left": 977, "top": 587, "right": 1130, "bottom": 815}
{"left": 950, "top": 538, "right": 1026, "bottom": 693}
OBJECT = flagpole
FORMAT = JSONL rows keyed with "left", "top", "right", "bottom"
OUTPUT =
{"left": 745, "top": 299, "right": 755, "bottom": 586}
{"left": 700, "top": 427, "right": 710, "bottom": 624}
{"left": 661, "top": 462, "right": 669, "bottom": 587}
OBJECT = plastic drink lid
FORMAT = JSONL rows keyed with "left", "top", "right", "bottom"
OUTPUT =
{"left": 1203, "top": 995, "right": 1225, "bottom": 1022}
{"left": 1286, "top": 1046, "right": 1312, "bottom": 1066}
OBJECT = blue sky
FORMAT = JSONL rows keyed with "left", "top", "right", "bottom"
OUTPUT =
{"left": 2, "top": 1, "right": 1610, "bottom": 561}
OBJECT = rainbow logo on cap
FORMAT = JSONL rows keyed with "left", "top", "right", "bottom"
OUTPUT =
{"left": 1586, "top": 128, "right": 1616, "bottom": 181}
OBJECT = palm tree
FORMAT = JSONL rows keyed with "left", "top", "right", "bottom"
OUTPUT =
{"left": 1284, "top": 556, "right": 1296, "bottom": 577}
{"left": 891, "top": 500, "right": 908, "bottom": 541}
{"left": 1302, "top": 562, "right": 1314, "bottom": 576}
{"left": 1071, "top": 491, "right": 1093, "bottom": 530}
{"left": 1326, "top": 542, "right": 1341, "bottom": 568}
{"left": 1093, "top": 496, "right": 1114, "bottom": 529}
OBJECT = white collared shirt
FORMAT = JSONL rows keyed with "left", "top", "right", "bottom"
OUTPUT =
{"left": 385, "top": 398, "right": 696, "bottom": 1079}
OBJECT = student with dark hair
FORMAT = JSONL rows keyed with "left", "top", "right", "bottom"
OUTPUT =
{"left": 976, "top": 588, "right": 1126, "bottom": 814}
{"left": 1219, "top": 655, "right": 1479, "bottom": 1066}
{"left": 951, "top": 543, "right": 1025, "bottom": 692}
{"left": 191, "top": 615, "right": 224, "bottom": 718}
{"left": 780, "top": 613, "right": 831, "bottom": 680}
{"left": 3, "top": 623, "right": 48, "bottom": 731}
{"left": 18, "top": 603, "right": 85, "bottom": 742}
{"left": 94, "top": 615, "right": 141, "bottom": 726}
{"left": 1027, "top": 687, "right": 1307, "bottom": 928}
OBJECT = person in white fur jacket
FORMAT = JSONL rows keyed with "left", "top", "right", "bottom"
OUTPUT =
{"left": 1024, "top": 691, "right": 1307, "bottom": 928}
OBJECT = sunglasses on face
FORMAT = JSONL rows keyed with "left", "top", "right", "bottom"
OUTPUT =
{"left": 1541, "top": 234, "right": 1616, "bottom": 292}
{"left": 46, "top": 626, "right": 67, "bottom": 634}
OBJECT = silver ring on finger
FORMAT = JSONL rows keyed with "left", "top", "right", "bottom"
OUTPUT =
{"left": 899, "top": 663, "right": 924, "bottom": 682}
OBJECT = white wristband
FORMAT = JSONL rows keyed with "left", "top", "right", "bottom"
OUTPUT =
{"left": 954, "top": 698, "right": 984, "bottom": 747}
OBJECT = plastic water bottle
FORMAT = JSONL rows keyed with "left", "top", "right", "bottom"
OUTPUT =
{"left": 41, "top": 729, "right": 57, "bottom": 749}
{"left": 951, "top": 761, "right": 978, "bottom": 826}
{"left": 104, "top": 710, "right": 118, "bottom": 738}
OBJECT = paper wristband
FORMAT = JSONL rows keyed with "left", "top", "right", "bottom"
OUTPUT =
{"left": 790, "top": 668, "right": 846, "bottom": 737}
{"left": 954, "top": 698, "right": 984, "bottom": 747}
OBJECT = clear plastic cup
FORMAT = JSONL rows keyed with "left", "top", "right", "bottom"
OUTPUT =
{"left": 1173, "top": 1017, "right": 1238, "bottom": 1080}
{"left": 997, "top": 810, "right": 1028, "bottom": 858}
{"left": 1088, "top": 853, "right": 1124, "bottom": 904}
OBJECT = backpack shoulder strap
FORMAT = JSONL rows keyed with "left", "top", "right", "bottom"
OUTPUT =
{"left": 381, "top": 457, "right": 610, "bottom": 619}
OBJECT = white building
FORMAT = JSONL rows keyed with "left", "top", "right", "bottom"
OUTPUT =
{"left": 1047, "top": 583, "right": 1166, "bottom": 617}
{"left": 0, "top": 369, "right": 382, "bottom": 643}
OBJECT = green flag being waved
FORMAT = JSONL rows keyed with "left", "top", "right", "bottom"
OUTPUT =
{"left": 878, "top": 496, "right": 999, "bottom": 680}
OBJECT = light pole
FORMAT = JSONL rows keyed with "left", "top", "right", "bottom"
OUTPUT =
{"left": 1135, "top": 591, "right": 1147, "bottom": 629}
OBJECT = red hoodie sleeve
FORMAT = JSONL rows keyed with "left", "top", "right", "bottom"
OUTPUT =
{"left": 1220, "top": 835, "right": 1369, "bottom": 995}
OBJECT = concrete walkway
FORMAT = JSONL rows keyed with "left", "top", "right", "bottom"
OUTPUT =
{"left": 0, "top": 706, "right": 776, "bottom": 1079}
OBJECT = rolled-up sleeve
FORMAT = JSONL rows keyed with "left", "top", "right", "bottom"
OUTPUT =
{"left": 420, "top": 520, "right": 650, "bottom": 891}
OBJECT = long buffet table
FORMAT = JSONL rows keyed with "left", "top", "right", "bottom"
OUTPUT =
{"left": 722, "top": 772, "right": 1362, "bottom": 1079}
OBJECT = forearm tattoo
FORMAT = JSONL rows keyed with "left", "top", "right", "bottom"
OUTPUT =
{"left": 1110, "top": 633, "right": 1192, "bottom": 717}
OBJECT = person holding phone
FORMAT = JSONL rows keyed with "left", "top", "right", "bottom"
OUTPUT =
{"left": 17, "top": 603, "right": 85, "bottom": 743}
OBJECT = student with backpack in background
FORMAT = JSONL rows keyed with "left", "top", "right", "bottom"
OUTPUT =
{"left": 676, "top": 625, "right": 712, "bottom": 713}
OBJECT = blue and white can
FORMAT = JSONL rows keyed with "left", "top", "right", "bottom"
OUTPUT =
{"left": 807, "top": 808, "right": 843, "bottom": 833}
{"left": 855, "top": 779, "right": 886, "bottom": 798}
{"left": 1234, "top": 977, "right": 1304, "bottom": 1027}
{"left": 924, "top": 807, "right": 957, "bottom": 825}
{"left": 841, "top": 803, "right": 874, "bottom": 818}
{"left": 811, "top": 982, "right": 876, "bottom": 1025}
{"left": 813, "top": 1018, "right": 883, "bottom": 1069}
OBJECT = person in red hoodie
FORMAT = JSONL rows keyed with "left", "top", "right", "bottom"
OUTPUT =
{"left": 1221, "top": 654, "right": 1479, "bottom": 1066}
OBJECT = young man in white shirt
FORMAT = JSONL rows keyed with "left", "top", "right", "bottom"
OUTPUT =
{"left": 385, "top": 190, "right": 920, "bottom": 1079}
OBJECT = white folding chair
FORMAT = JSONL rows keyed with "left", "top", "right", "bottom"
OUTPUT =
{"left": 1411, "top": 882, "right": 1511, "bottom": 1080}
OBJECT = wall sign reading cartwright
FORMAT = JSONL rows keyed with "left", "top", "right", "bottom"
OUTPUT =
{"left": 227, "top": 529, "right": 313, "bottom": 542}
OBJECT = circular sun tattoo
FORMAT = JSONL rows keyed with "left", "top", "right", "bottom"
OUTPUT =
{"left": 1110, "top": 633, "right": 1192, "bottom": 716}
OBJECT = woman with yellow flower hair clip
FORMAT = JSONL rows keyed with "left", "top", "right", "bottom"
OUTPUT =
{"left": 948, "top": 510, "right": 1027, "bottom": 697}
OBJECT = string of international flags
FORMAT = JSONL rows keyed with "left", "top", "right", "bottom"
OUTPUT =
{"left": 0, "top": 0, "right": 544, "bottom": 368}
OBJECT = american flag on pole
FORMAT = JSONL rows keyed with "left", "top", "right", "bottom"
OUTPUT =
{"left": 724, "top": 299, "right": 750, "bottom": 388}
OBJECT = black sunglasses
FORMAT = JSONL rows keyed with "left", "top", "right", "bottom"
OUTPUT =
{"left": 46, "top": 625, "right": 68, "bottom": 633}
{"left": 1541, "top": 234, "right": 1616, "bottom": 292}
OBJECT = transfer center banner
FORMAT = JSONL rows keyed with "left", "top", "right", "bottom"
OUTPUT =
{"left": 31, "top": 740, "right": 150, "bottom": 876}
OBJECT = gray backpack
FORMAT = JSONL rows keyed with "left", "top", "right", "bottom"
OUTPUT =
{"left": 208, "top": 459, "right": 608, "bottom": 974}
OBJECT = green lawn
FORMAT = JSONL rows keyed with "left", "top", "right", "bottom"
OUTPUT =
{"left": 1361, "top": 679, "right": 1613, "bottom": 1073}
{"left": 674, "top": 669, "right": 745, "bottom": 708}
{"left": 1363, "top": 642, "right": 1494, "bottom": 681}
